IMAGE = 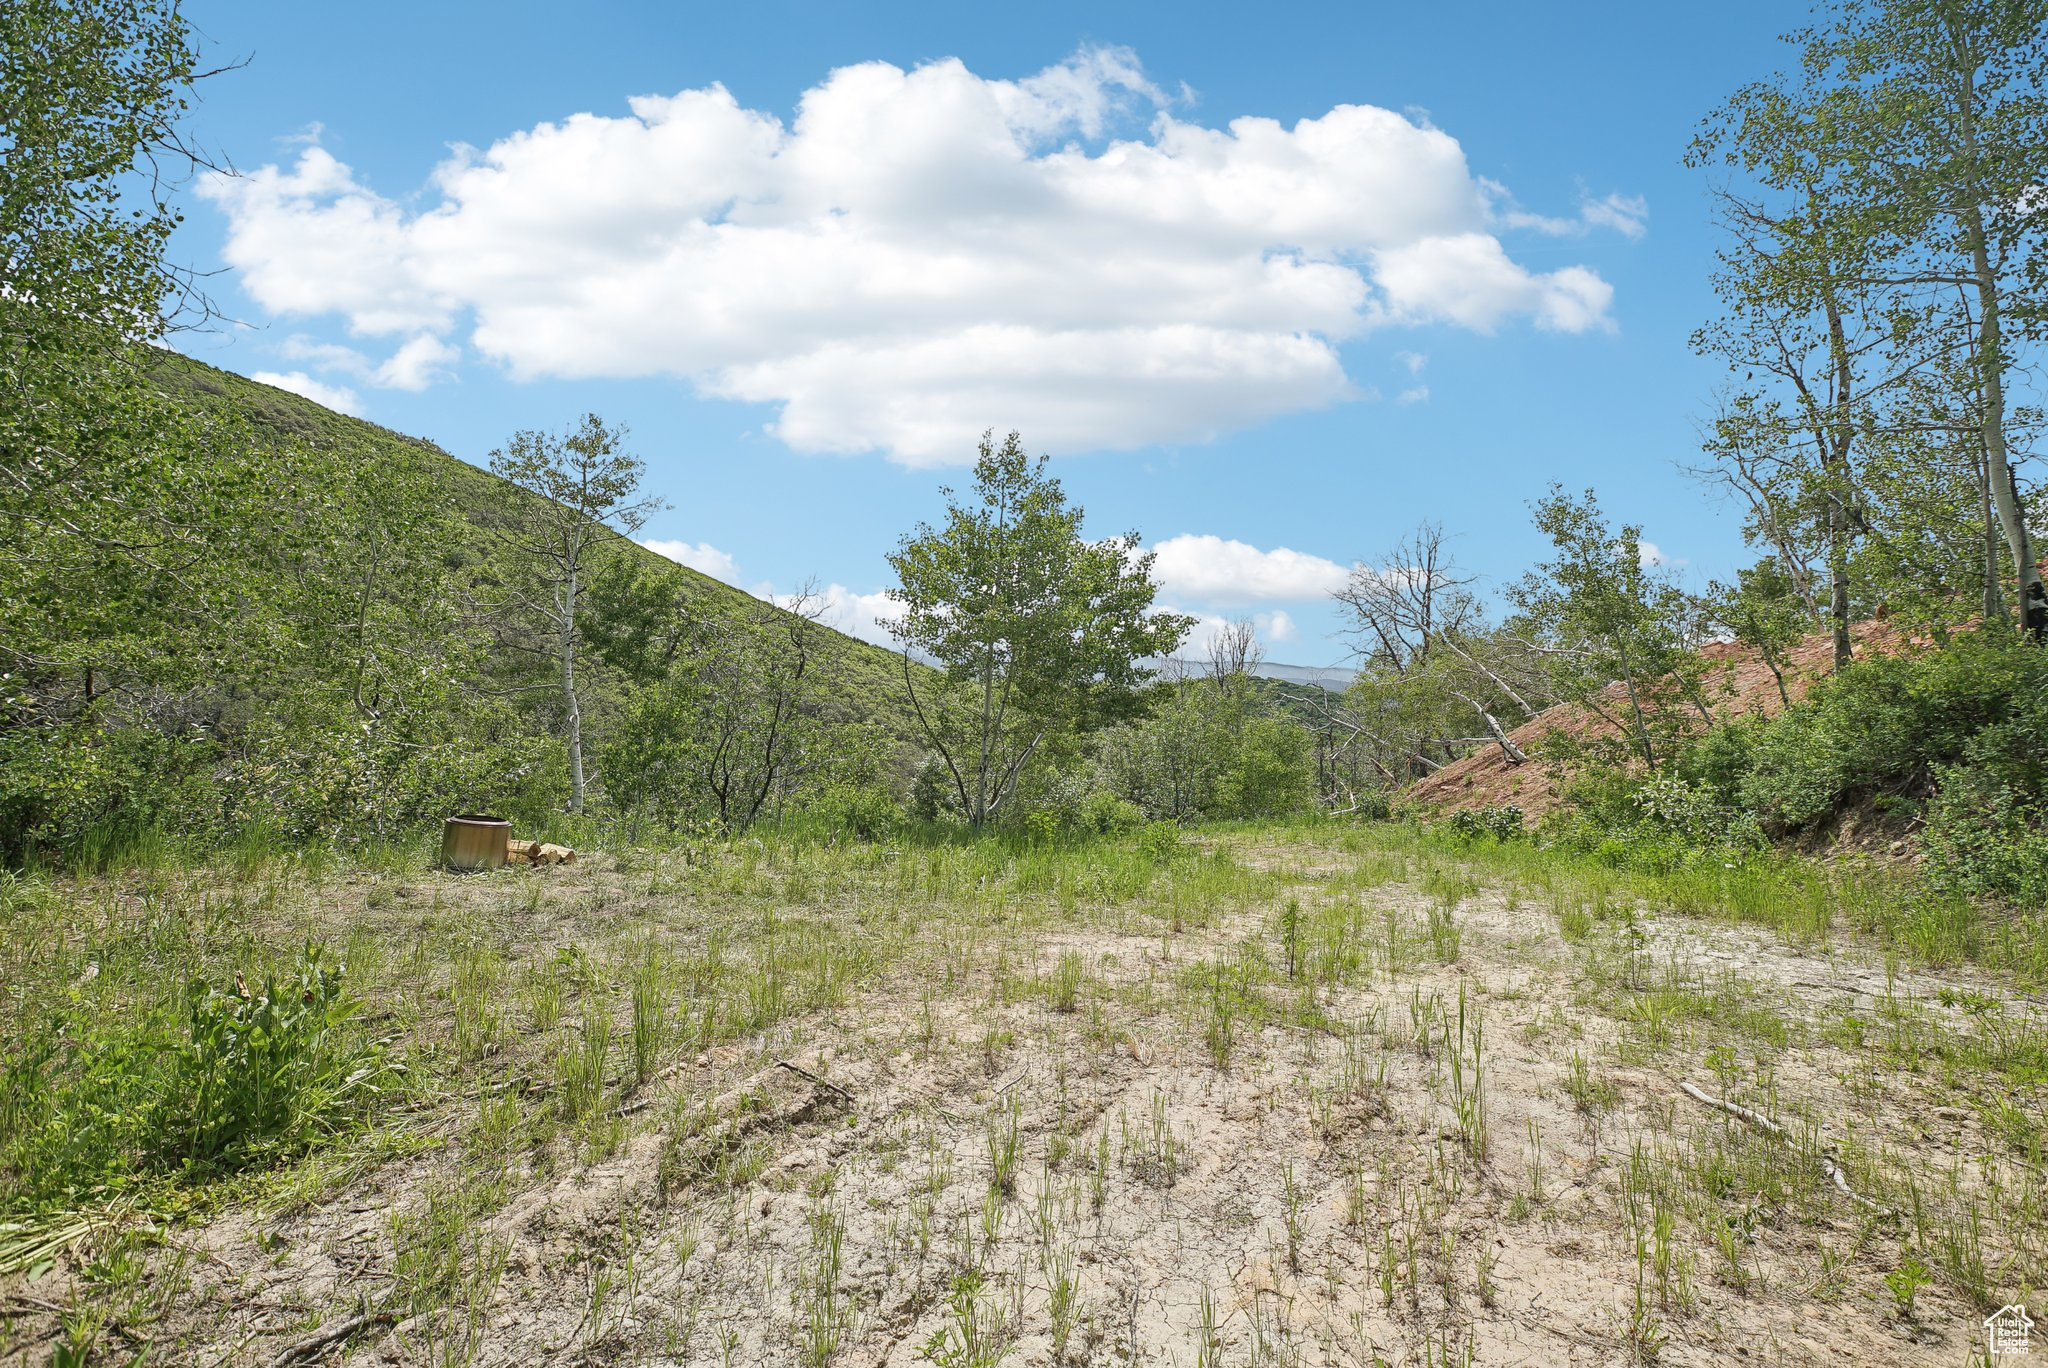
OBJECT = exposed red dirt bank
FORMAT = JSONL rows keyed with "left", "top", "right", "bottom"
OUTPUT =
{"left": 1407, "top": 620, "right": 1918, "bottom": 819}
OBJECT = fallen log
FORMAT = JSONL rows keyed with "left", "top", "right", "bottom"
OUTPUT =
{"left": 506, "top": 840, "right": 577, "bottom": 866}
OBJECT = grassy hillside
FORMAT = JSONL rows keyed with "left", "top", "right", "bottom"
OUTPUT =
{"left": 158, "top": 353, "right": 925, "bottom": 746}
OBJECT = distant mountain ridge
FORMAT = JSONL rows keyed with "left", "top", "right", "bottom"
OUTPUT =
{"left": 1156, "top": 658, "right": 1357, "bottom": 691}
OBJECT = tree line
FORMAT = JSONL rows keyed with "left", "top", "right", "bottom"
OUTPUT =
{"left": 4, "top": 0, "right": 2044, "bottom": 879}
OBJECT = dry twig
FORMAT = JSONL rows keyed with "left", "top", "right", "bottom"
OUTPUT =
{"left": 266, "top": 1310, "right": 396, "bottom": 1367}
{"left": 1679, "top": 1081, "right": 1889, "bottom": 1215}
{"left": 775, "top": 1058, "right": 855, "bottom": 1105}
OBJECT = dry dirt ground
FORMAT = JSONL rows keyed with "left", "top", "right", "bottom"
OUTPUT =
{"left": 3, "top": 829, "right": 2042, "bottom": 1367}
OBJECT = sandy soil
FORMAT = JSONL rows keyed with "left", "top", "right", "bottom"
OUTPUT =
{"left": 23, "top": 833, "right": 2035, "bottom": 1367}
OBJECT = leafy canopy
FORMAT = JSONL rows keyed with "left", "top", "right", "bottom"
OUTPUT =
{"left": 888, "top": 431, "right": 1188, "bottom": 826}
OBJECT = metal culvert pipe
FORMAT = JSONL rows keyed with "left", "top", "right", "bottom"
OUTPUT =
{"left": 441, "top": 815, "right": 511, "bottom": 872}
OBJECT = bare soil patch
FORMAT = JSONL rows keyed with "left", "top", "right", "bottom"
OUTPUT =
{"left": 3, "top": 829, "right": 2041, "bottom": 1366}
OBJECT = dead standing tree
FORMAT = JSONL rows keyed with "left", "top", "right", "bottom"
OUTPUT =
{"left": 693, "top": 584, "right": 828, "bottom": 829}
{"left": 1334, "top": 523, "right": 1541, "bottom": 775}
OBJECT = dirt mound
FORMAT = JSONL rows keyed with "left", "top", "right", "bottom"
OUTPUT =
{"left": 1406, "top": 619, "right": 1920, "bottom": 819}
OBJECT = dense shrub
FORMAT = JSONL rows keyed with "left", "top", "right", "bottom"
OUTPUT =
{"left": 1565, "top": 630, "right": 2048, "bottom": 901}
{"left": 1547, "top": 769, "right": 1767, "bottom": 873}
{"left": 0, "top": 943, "right": 395, "bottom": 1208}
{"left": 1732, "top": 630, "right": 2047, "bottom": 830}
{"left": 1922, "top": 767, "right": 2048, "bottom": 906}
{"left": 1347, "top": 789, "right": 1394, "bottom": 821}
{"left": 1447, "top": 804, "right": 1527, "bottom": 841}
{"left": 1076, "top": 788, "right": 1146, "bottom": 835}
{"left": 0, "top": 701, "right": 565, "bottom": 867}
{"left": 225, "top": 710, "right": 564, "bottom": 845}
{"left": 1096, "top": 682, "right": 1316, "bottom": 822}
{"left": 0, "top": 722, "right": 220, "bottom": 866}
{"left": 1212, "top": 716, "right": 1317, "bottom": 819}
{"left": 910, "top": 757, "right": 952, "bottom": 823}
{"left": 809, "top": 781, "right": 902, "bottom": 841}
{"left": 172, "top": 944, "right": 394, "bottom": 1169}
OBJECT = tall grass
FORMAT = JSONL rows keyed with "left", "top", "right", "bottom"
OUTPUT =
{"left": 1283, "top": 815, "right": 2047, "bottom": 983}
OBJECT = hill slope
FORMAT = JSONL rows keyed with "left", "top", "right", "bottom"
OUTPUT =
{"left": 1406, "top": 620, "right": 1920, "bottom": 819}
{"left": 158, "top": 353, "right": 924, "bottom": 744}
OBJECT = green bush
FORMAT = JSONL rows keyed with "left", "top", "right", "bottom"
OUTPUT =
{"left": 1137, "top": 821, "right": 1184, "bottom": 860}
{"left": 1076, "top": 789, "right": 1145, "bottom": 835}
{"left": 226, "top": 708, "right": 564, "bottom": 844}
{"left": 1546, "top": 769, "right": 1766, "bottom": 874}
{"left": 0, "top": 721, "right": 220, "bottom": 867}
{"left": 1348, "top": 789, "right": 1394, "bottom": 821}
{"left": 809, "top": 781, "right": 901, "bottom": 841}
{"left": 1560, "top": 630, "right": 2048, "bottom": 900}
{"left": 0, "top": 700, "right": 565, "bottom": 867}
{"left": 1922, "top": 766, "right": 2048, "bottom": 906}
{"left": 1095, "top": 681, "right": 1316, "bottom": 822}
{"left": 910, "top": 757, "right": 952, "bottom": 823}
{"left": 1447, "top": 804, "right": 1526, "bottom": 841}
{"left": 172, "top": 944, "right": 394, "bottom": 1170}
{"left": 0, "top": 943, "right": 395, "bottom": 1209}
{"left": 1733, "top": 631, "right": 2047, "bottom": 830}
{"left": 1212, "top": 716, "right": 1316, "bottom": 819}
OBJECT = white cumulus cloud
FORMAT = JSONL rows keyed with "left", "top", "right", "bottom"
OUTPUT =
{"left": 204, "top": 47, "right": 1626, "bottom": 465}
{"left": 640, "top": 538, "right": 743, "bottom": 584}
{"left": 1259, "top": 609, "right": 1299, "bottom": 643}
{"left": 250, "top": 369, "right": 361, "bottom": 414}
{"left": 278, "top": 332, "right": 460, "bottom": 392}
{"left": 809, "top": 584, "right": 904, "bottom": 647}
{"left": 1149, "top": 533, "right": 1350, "bottom": 605}
{"left": 1637, "top": 539, "right": 1686, "bottom": 569}
{"left": 373, "top": 335, "right": 462, "bottom": 391}
{"left": 1485, "top": 183, "right": 1650, "bottom": 241}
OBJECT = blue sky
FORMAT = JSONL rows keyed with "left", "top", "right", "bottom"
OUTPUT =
{"left": 173, "top": 0, "right": 1797, "bottom": 662}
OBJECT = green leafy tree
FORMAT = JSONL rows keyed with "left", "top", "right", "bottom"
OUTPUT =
{"left": 1, "top": 0, "right": 246, "bottom": 731}
{"left": 1510, "top": 488, "right": 1709, "bottom": 769}
{"left": 1, "top": 0, "right": 227, "bottom": 624}
{"left": 1094, "top": 668, "right": 1316, "bottom": 823}
{"left": 887, "top": 431, "right": 1189, "bottom": 828}
{"left": 1095, "top": 675, "right": 1230, "bottom": 821}
{"left": 1695, "top": 0, "right": 2048, "bottom": 638}
{"left": 1, "top": 0, "right": 207, "bottom": 338}
{"left": 487, "top": 415, "right": 662, "bottom": 814}
{"left": 1213, "top": 714, "right": 1316, "bottom": 819}
{"left": 676, "top": 588, "right": 825, "bottom": 830}
{"left": 1710, "top": 560, "right": 1816, "bottom": 708}
{"left": 1830, "top": 0, "right": 2048, "bottom": 624}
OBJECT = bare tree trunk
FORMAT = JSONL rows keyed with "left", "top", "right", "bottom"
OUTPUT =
{"left": 1454, "top": 691, "right": 1529, "bottom": 765}
{"left": 1969, "top": 219, "right": 2041, "bottom": 625}
{"left": 1611, "top": 634, "right": 1656, "bottom": 768}
{"left": 1821, "top": 266, "right": 1856, "bottom": 672}
{"left": 561, "top": 558, "right": 584, "bottom": 814}
{"left": 1955, "top": 54, "right": 2041, "bottom": 626}
{"left": 1979, "top": 436, "right": 2004, "bottom": 622}
{"left": 1763, "top": 650, "right": 1790, "bottom": 709}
